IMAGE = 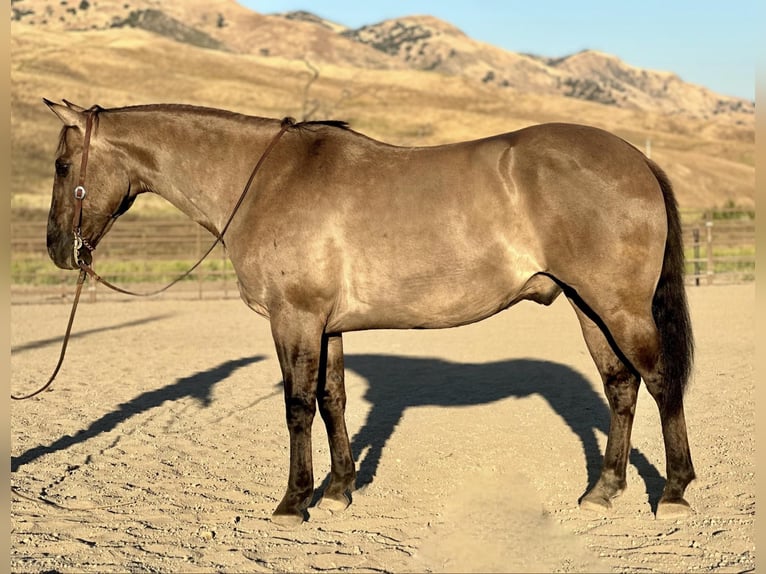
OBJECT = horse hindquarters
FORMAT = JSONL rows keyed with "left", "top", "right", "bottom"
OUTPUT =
{"left": 565, "top": 160, "right": 695, "bottom": 518}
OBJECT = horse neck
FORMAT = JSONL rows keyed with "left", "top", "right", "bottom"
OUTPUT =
{"left": 113, "top": 109, "right": 282, "bottom": 235}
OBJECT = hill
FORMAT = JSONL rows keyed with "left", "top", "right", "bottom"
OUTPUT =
{"left": 340, "top": 15, "right": 752, "bottom": 120}
{"left": 11, "top": 0, "right": 753, "bottom": 120}
{"left": 10, "top": 0, "right": 754, "bottom": 214}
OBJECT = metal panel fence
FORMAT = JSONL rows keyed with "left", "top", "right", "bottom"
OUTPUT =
{"left": 10, "top": 209, "right": 755, "bottom": 304}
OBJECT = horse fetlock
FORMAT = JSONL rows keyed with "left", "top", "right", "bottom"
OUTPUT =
{"left": 273, "top": 488, "right": 313, "bottom": 522}
{"left": 662, "top": 471, "right": 694, "bottom": 502}
{"left": 335, "top": 467, "right": 357, "bottom": 491}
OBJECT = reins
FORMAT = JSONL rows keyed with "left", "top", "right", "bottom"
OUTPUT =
{"left": 11, "top": 114, "right": 295, "bottom": 400}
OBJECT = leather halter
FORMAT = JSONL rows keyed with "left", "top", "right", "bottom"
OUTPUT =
{"left": 71, "top": 108, "right": 97, "bottom": 267}
{"left": 12, "top": 113, "right": 294, "bottom": 400}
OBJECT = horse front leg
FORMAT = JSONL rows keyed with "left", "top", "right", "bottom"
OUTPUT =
{"left": 317, "top": 333, "right": 356, "bottom": 511}
{"left": 270, "top": 310, "right": 324, "bottom": 526}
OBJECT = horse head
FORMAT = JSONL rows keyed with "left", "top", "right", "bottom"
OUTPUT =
{"left": 44, "top": 99, "right": 138, "bottom": 269}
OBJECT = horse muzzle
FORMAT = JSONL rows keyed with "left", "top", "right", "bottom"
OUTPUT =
{"left": 47, "top": 228, "right": 92, "bottom": 270}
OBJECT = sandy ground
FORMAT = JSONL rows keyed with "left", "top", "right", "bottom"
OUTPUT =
{"left": 10, "top": 284, "right": 754, "bottom": 573}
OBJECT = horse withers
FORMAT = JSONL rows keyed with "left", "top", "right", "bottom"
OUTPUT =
{"left": 43, "top": 100, "right": 695, "bottom": 524}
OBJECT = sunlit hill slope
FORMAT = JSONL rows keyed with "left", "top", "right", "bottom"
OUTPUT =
{"left": 10, "top": 0, "right": 754, "bottom": 215}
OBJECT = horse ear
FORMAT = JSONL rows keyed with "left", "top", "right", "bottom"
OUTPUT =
{"left": 43, "top": 98, "right": 86, "bottom": 128}
{"left": 62, "top": 99, "right": 87, "bottom": 112}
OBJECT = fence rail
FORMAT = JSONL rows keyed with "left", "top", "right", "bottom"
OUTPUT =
{"left": 682, "top": 209, "right": 755, "bottom": 286}
{"left": 10, "top": 209, "right": 755, "bottom": 304}
{"left": 10, "top": 218, "right": 239, "bottom": 304}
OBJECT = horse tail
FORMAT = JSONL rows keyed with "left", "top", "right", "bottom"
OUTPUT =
{"left": 647, "top": 158, "right": 694, "bottom": 414}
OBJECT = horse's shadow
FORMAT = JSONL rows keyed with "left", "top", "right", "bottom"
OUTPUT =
{"left": 12, "top": 350, "right": 666, "bottom": 511}
{"left": 341, "top": 354, "right": 666, "bottom": 510}
{"left": 11, "top": 355, "right": 265, "bottom": 473}
{"left": 11, "top": 314, "right": 175, "bottom": 354}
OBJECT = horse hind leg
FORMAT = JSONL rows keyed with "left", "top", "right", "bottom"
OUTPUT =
{"left": 572, "top": 305, "right": 641, "bottom": 513}
{"left": 616, "top": 315, "right": 695, "bottom": 519}
{"left": 316, "top": 333, "right": 357, "bottom": 512}
{"left": 571, "top": 294, "right": 695, "bottom": 518}
{"left": 648, "top": 387, "right": 695, "bottom": 519}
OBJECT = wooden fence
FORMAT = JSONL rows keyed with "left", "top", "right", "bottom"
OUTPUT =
{"left": 10, "top": 209, "right": 755, "bottom": 304}
{"left": 682, "top": 209, "right": 755, "bottom": 286}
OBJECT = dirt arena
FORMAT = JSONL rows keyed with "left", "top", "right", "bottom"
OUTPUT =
{"left": 10, "top": 283, "right": 754, "bottom": 573}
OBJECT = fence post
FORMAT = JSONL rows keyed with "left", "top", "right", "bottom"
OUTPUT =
{"left": 692, "top": 228, "right": 700, "bottom": 286}
{"left": 197, "top": 225, "right": 203, "bottom": 300}
{"left": 705, "top": 216, "right": 714, "bottom": 286}
{"left": 222, "top": 247, "right": 228, "bottom": 299}
{"left": 89, "top": 275, "right": 97, "bottom": 302}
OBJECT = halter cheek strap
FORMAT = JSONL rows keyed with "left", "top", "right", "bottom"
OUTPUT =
{"left": 72, "top": 109, "right": 97, "bottom": 266}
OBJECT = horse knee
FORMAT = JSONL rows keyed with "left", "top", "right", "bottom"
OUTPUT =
{"left": 285, "top": 395, "right": 316, "bottom": 431}
{"left": 318, "top": 369, "right": 348, "bottom": 422}
{"left": 319, "top": 383, "right": 346, "bottom": 412}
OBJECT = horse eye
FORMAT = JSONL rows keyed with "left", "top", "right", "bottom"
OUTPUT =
{"left": 55, "top": 160, "right": 70, "bottom": 178}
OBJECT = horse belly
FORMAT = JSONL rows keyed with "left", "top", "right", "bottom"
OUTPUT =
{"left": 324, "top": 169, "right": 543, "bottom": 332}
{"left": 327, "top": 254, "right": 534, "bottom": 332}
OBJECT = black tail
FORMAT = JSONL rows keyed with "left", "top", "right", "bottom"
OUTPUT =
{"left": 647, "top": 159, "right": 694, "bottom": 414}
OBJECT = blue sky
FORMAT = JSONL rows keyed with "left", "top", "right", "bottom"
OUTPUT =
{"left": 238, "top": 1, "right": 755, "bottom": 100}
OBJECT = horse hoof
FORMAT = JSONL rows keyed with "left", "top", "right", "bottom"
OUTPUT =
{"left": 318, "top": 493, "right": 351, "bottom": 513}
{"left": 271, "top": 511, "right": 304, "bottom": 527}
{"left": 579, "top": 489, "right": 613, "bottom": 515}
{"left": 656, "top": 500, "right": 692, "bottom": 520}
{"left": 580, "top": 496, "right": 612, "bottom": 516}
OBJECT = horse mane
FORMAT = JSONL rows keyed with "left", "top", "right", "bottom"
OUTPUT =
{"left": 99, "top": 104, "right": 351, "bottom": 131}
{"left": 289, "top": 119, "right": 351, "bottom": 131}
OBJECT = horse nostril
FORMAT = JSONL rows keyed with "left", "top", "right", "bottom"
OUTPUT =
{"left": 46, "top": 228, "right": 76, "bottom": 269}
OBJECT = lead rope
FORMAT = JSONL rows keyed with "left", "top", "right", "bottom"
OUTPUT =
{"left": 10, "top": 270, "right": 87, "bottom": 401}
{"left": 11, "top": 116, "right": 295, "bottom": 400}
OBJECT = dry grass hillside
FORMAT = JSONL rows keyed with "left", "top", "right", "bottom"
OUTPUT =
{"left": 10, "top": 0, "right": 754, "bottom": 218}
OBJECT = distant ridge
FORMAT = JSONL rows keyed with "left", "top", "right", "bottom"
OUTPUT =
{"left": 10, "top": 0, "right": 753, "bottom": 121}
{"left": 339, "top": 16, "right": 752, "bottom": 119}
{"left": 109, "top": 9, "right": 227, "bottom": 51}
{"left": 9, "top": 0, "right": 755, "bottom": 211}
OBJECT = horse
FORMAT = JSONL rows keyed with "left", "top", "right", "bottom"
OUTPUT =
{"left": 43, "top": 99, "right": 695, "bottom": 525}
